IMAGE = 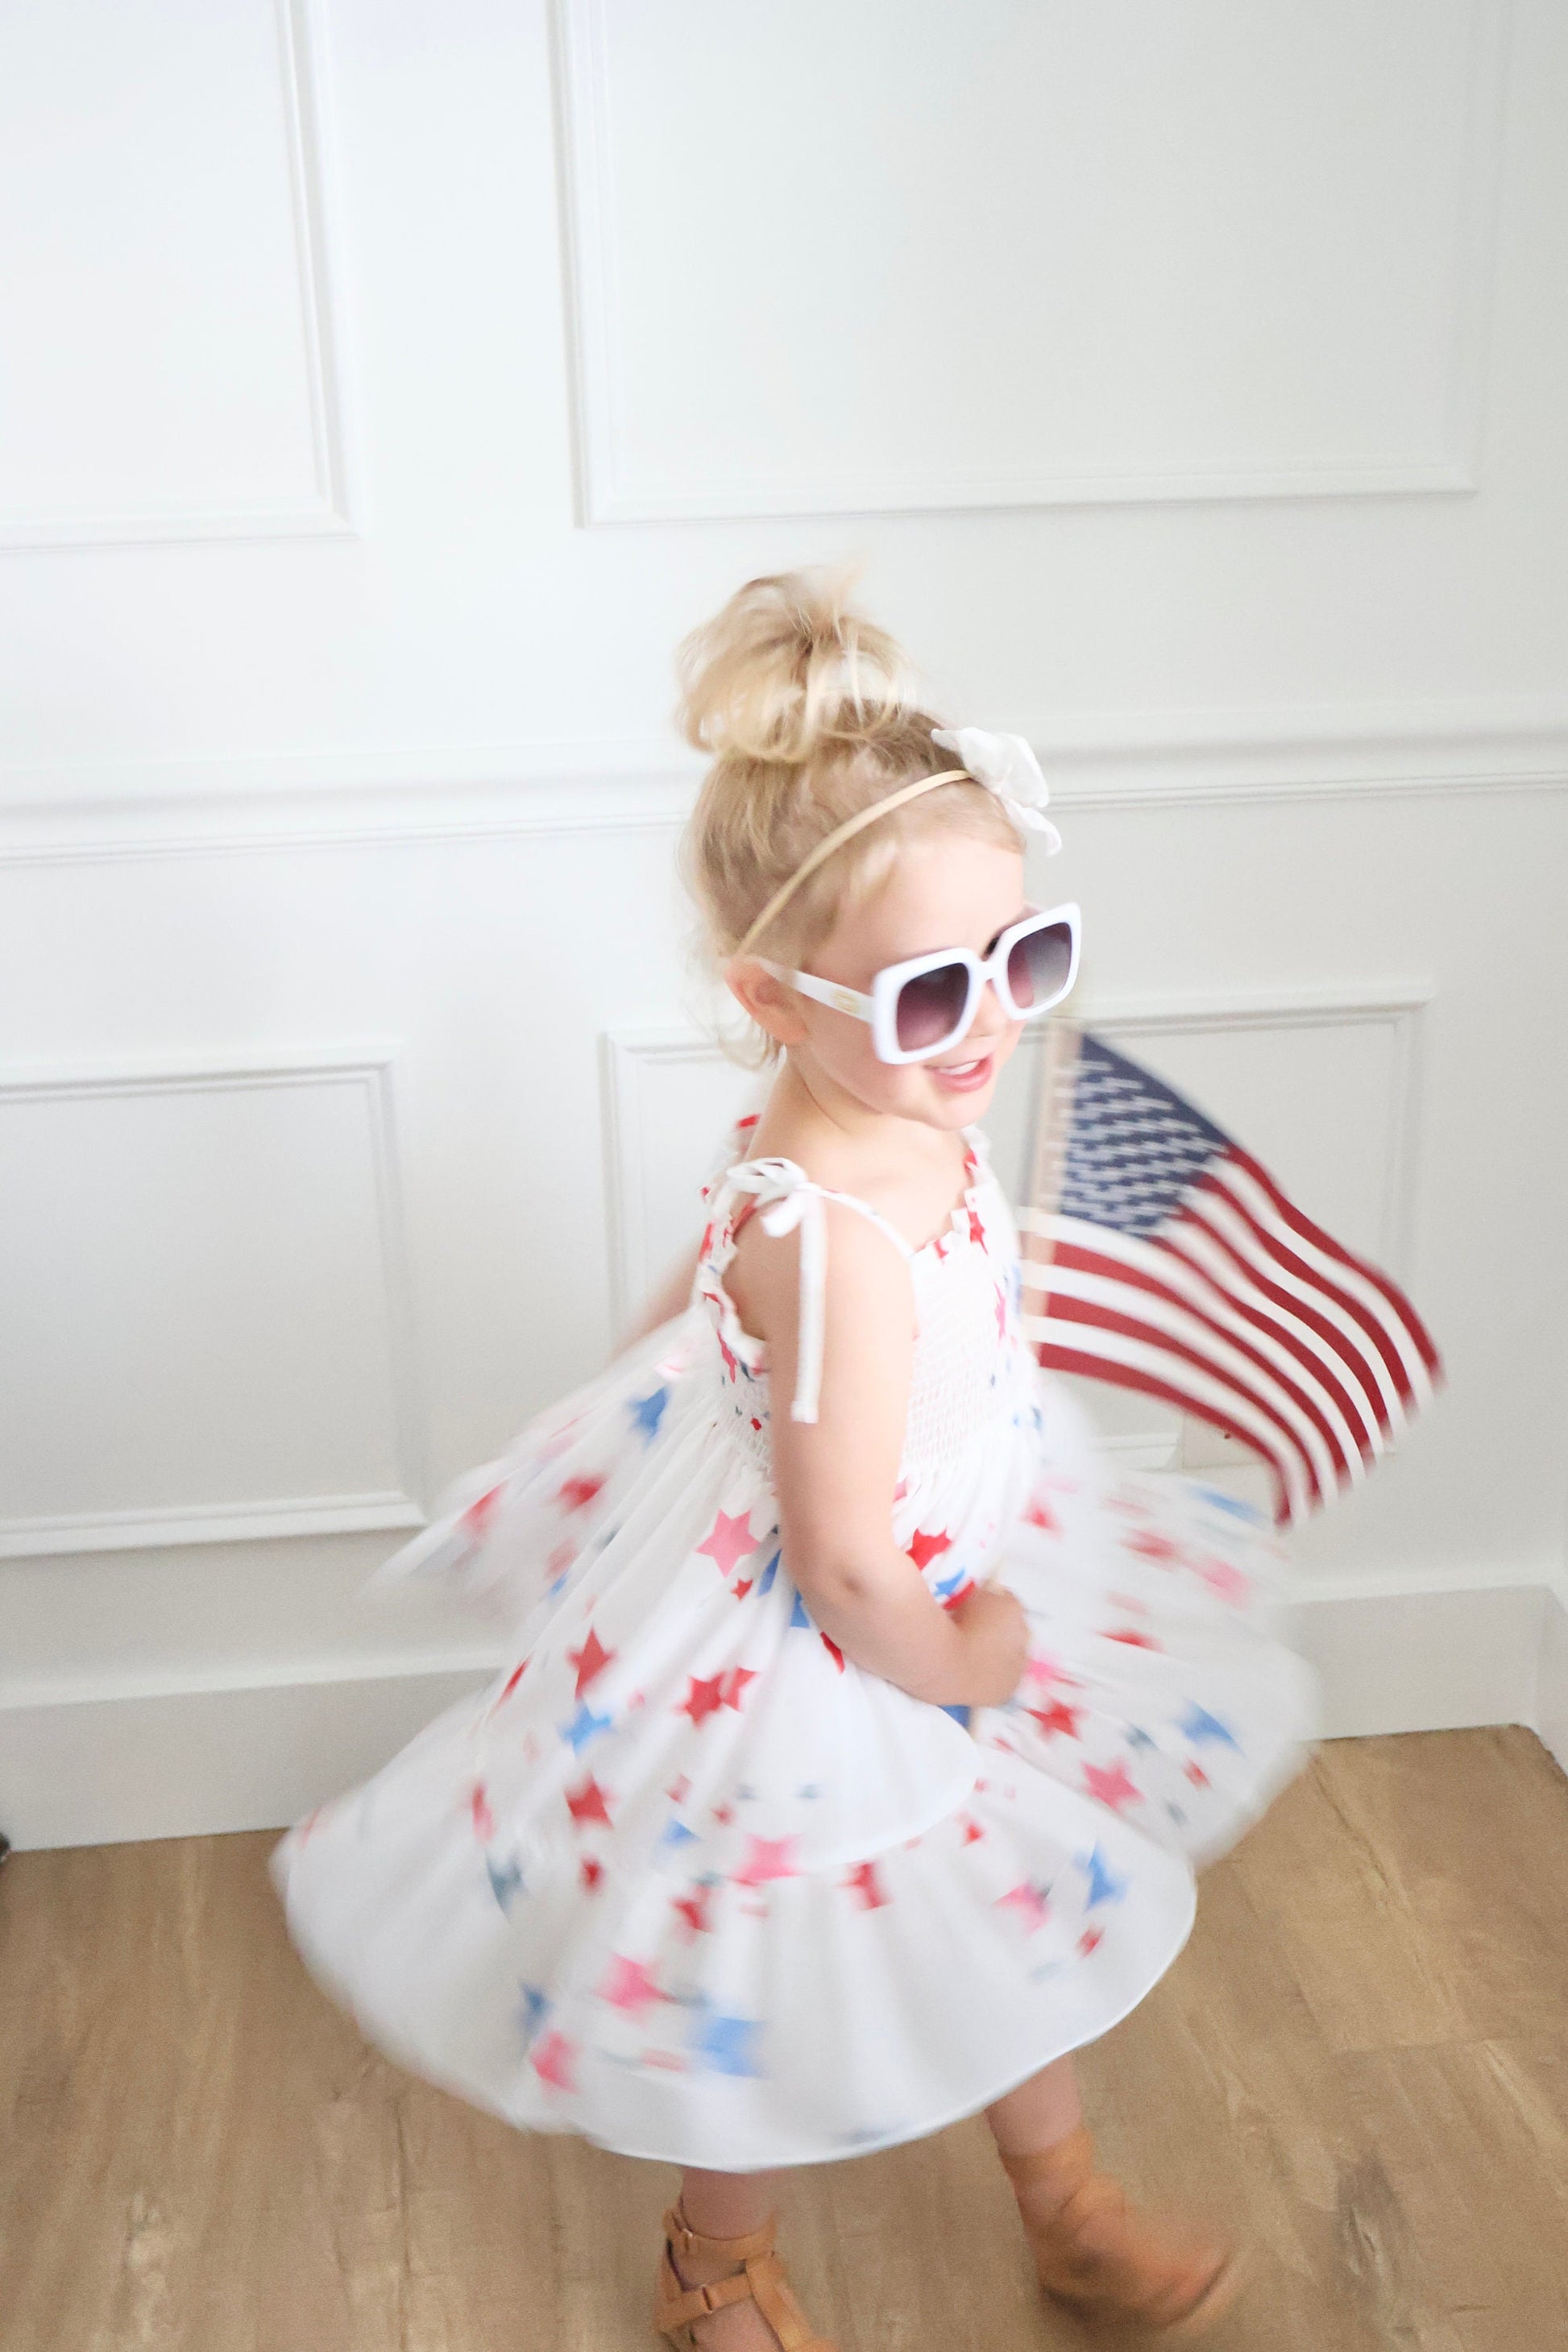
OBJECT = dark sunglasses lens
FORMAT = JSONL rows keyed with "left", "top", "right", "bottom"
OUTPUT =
{"left": 894, "top": 961, "right": 969, "bottom": 1053}
{"left": 1006, "top": 919, "right": 1073, "bottom": 1010}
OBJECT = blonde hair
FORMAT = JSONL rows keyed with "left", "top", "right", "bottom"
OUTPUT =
{"left": 678, "top": 574, "right": 1018, "bottom": 1012}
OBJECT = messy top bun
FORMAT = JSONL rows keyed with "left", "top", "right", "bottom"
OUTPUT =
{"left": 678, "top": 572, "right": 1018, "bottom": 1016}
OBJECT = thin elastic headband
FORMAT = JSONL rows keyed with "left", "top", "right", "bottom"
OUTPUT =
{"left": 733, "top": 769, "right": 969, "bottom": 957}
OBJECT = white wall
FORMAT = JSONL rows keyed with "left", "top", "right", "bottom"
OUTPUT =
{"left": 2, "top": 0, "right": 1566, "bottom": 1848}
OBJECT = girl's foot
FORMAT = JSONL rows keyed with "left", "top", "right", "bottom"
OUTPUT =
{"left": 654, "top": 2202, "right": 836, "bottom": 2352}
{"left": 1001, "top": 2128, "right": 1242, "bottom": 2339}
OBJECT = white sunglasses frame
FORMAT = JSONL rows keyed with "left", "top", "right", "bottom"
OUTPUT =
{"left": 756, "top": 902, "right": 1081, "bottom": 1066}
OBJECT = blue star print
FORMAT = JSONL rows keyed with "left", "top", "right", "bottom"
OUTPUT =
{"left": 789, "top": 1591, "right": 811, "bottom": 1630}
{"left": 1180, "top": 1703, "right": 1240, "bottom": 1749}
{"left": 757, "top": 1549, "right": 780, "bottom": 1596}
{"left": 933, "top": 1567, "right": 968, "bottom": 1600}
{"left": 1077, "top": 1844, "right": 1128, "bottom": 1910}
{"left": 692, "top": 2006, "right": 765, "bottom": 2077}
{"left": 486, "top": 1856, "right": 525, "bottom": 1912}
{"left": 1193, "top": 1485, "right": 1262, "bottom": 1522}
{"left": 628, "top": 1387, "right": 668, "bottom": 1441}
{"left": 516, "top": 1984, "right": 551, "bottom": 2046}
{"left": 1126, "top": 1726, "right": 1155, "bottom": 1751}
{"left": 561, "top": 1702, "right": 613, "bottom": 1753}
{"left": 659, "top": 1819, "right": 699, "bottom": 1852}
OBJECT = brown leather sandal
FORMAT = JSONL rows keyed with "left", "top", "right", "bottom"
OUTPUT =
{"left": 1001, "top": 2128, "right": 1242, "bottom": 2339}
{"left": 653, "top": 2202, "right": 837, "bottom": 2351}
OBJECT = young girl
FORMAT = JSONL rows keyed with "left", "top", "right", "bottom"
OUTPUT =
{"left": 275, "top": 574, "right": 1317, "bottom": 2344}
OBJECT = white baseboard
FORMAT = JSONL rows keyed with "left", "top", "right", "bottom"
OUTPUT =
{"left": 0, "top": 1661, "right": 493, "bottom": 1852}
{"left": 3, "top": 1578, "right": 1564, "bottom": 1852}
{"left": 1537, "top": 1582, "right": 1568, "bottom": 1775}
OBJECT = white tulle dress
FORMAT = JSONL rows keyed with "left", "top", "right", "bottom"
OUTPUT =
{"left": 274, "top": 1123, "right": 1317, "bottom": 2172}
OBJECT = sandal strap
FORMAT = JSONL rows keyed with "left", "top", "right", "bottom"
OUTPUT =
{"left": 654, "top": 2215, "right": 838, "bottom": 2351}
{"left": 662, "top": 2204, "right": 778, "bottom": 2267}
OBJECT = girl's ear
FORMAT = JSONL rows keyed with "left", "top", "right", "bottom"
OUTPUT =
{"left": 724, "top": 957, "right": 809, "bottom": 1048}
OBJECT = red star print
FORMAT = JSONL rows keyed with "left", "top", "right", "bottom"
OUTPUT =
{"left": 733, "top": 1834, "right": 801, "bottom": 1886}
{"left": 678, "top": 1674, "right": 727, "bottom": 1726}
{"left": 696, "top": 1508, "right": 756, "bottom": 1577}
{"left": 997, "top": 1881, "right": 1050, "bottom": 1931}
{"left": 460, "top": 1483, "right": 504, "bottom": 1537}
{"left": 1197, "top": 1557, "right": 1251, "bottom": 1605}
{"left": 844, "top": 1860, "right": 890, "bottom": 1910}
{"left": 820, "top": 1632, "right": 845, "bottom": 1672}
{"left": 469, "top": 1782, "right": 494, "bottom": 1840}
{"left": 712, "top": 1803, "right": 734, "bottom": 1826}
{"left": 666, "top": 1775, "right": 691, "bottom": 1802}
{"left": 1083, "top": 1758, "right": 1140, "bottom": 1811}
{"left": 720, "top": 1667, "right": 757, "bottom": 1710}
{"left": 1079, "top": 1926, "right": 1105, "bottom": 1957}
{"left": 1023, "top": 1495, "right": 1058, "bottom": 1533}
{"left": 673, "top": 1885, "right": 714, "bottom": 1937}
{"left": 732, "top": 1579, "right": 753, "bottom": 1602}
{"left": 1185, "top": 1759, "right": 1211, "bottom": 1789}
{"left": 567, "top": 1624, "right": 614, "bottom": 1698}
{"left": 579, "top": 1856, "right": 604, "bottom": 1891}
{"left": 1027, "top": 1699, "right": 1084, "bottom": 1741}
{"left": 494, "top": 1658, "right": 528, "bottom": 1708}
{"left": 556, "top": 1473, "right": 606, "bottom": 1513}
{"left": 597, "top": 1955, "right": 667, "bottom": 2018}
{"left": 994, "top": 1286, "right": 1008, "bottom": 1338}
{"left": 1126, "top": 1529, "right": 1180, "bottom": 1563}
{"left": 893, "top": 1478, "right": 909, "bottom": 1501}
{"left": 530, "top": 2030, "right": 578, "bottom": 2092}
{"left": 960, "top": 1817, "right": 985, "bottom": 1844}
{"left": 1024, "top": 1652, "right": 1084, "bottom": 1690}
{"left": 1107, "top": 1628, "right": 1160, "bottom": 1651}
{"left": 967, "top": 1205, "right": 986, "bottom": 1249}
{"left": 717, "top": 1334, "right": 740, "bottom": 1383}
{"left": 907, "top": 1527, "right": 954, "bottom": 1570}
{"left": 566, "top": 1774, "right": 613, "bottom": 1829}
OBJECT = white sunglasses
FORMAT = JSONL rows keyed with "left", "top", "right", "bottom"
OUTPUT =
{"left": 758, "top": 903, "right": 1080, "bottom": 1066}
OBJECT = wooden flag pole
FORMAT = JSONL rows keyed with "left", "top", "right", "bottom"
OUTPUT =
{"left": 1018, "top": 1015, "right": 1083, "bottom": 1305}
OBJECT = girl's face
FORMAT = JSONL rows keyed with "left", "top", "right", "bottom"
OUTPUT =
{"left": 737, "top": 830, "right": 1031, "bottom": 1131}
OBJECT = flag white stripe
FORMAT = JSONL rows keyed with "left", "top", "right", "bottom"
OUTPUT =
{"left": 1183, "top": 1187, "right": 1407, "bottom": 1427}
{"left": 1213, "top": 1159, "right": 1435, "bottom": 1405}
{"left": 1023, "top": 1313, "right": 1313, "bottom": 1521}
{"left": 1036, "top": 1259, "right": 1346, "bottom": 1499}
{"left": 1022, "top": 1210, "right": 1378, "bottom": 1470}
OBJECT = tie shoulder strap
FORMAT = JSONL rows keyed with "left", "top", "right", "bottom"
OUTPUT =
{"left": 724, "top": 1158, "right": 914, "bottom": 1425}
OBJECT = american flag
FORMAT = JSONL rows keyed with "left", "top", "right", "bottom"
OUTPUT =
{"left": 1019, "top": 1027, "right": 1441, "bottom": 1527}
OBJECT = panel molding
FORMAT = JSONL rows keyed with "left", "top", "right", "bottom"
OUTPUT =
{"left": 554, "top": 0, "right": 1511, "bottom": 521}
{"left": 0, "top": 1046, "right": 425, "bottom": 1559}
{"left": 2, "top": 699, "right": 1566, "bottom": 865}
{"left": 600, "top": 1024, "right": 740, "bottom": 1328}
{"left": 0, "top": 0, "right": 355, "bottom": 551}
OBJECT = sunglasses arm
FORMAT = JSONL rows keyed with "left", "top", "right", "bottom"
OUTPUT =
{"left": 754, "top": 960, "right": 876, "bottom": 1025}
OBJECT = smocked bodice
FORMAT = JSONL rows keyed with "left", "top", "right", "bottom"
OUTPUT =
{"left": 695, "top": 1131, "right": 1034, "bottom": 1481}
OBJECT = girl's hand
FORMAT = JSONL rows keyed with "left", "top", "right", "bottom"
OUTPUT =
{"left": 948, "top": 1583, "right": 1028, "bottom": 1708}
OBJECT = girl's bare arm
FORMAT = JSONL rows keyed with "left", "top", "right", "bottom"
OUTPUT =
{"left": 729, "top": 1201, "right": 1024, "bottom": 1708}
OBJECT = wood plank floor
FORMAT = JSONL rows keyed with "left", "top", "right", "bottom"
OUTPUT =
{"left": 3, "top": 1728, "right": 1567, "bottom": 2350}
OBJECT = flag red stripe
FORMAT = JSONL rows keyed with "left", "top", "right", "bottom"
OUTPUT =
{"left": 1150, "top": 1222, "right": 1387, "bottom": 1459}
{"left": 1230, "top": 1147, "right": 1440, "bottom": 1379}
{"left": 1040, "top": 1292, "right": 1330, "bottom": 1504}
{"left": 1204, "top": 1163, "right": 1413, "bottom": 1408}
{"left": 1048, "top": 1236, "right": 1370, "bottom": 1476}
{"left": 1170, "top": 1196, "right": 1397, "bottom": 1433}
{"left": 1031, "top": 1342, "right": 1305, "bottom": 1525}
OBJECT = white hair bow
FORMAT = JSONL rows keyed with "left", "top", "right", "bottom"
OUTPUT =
{"left": 931, "top": 728, "right": 1062, "bottom": 853}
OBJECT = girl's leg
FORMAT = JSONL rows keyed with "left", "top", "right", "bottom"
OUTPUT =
{"left": 659, "top": 2167, "right": 811, "bottom": 2352}
{"left": 985, "top": 2054, "right": 1084, "bottom": 2156}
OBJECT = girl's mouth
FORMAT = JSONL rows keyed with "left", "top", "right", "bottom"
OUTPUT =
{"left": 931, "top": 1054, "right": 993, "bottom": 1093}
